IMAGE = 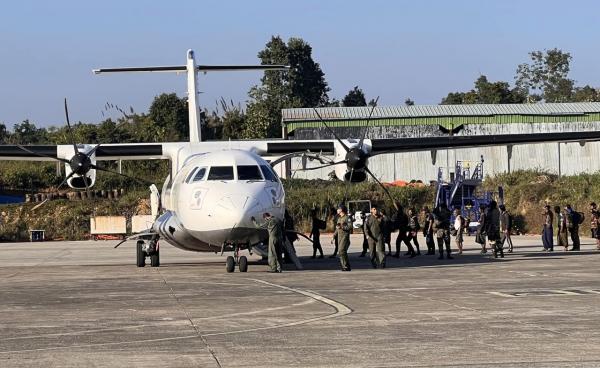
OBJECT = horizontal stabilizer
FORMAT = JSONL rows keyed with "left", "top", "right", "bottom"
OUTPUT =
{"left": 93, "top": 65, "right": 289, "bottom": 74}
{"left": 93, "top": 66, "right": 186, "bottom": 74}
{"left": 197, "top": 65, "right": 289, "bottom": 72}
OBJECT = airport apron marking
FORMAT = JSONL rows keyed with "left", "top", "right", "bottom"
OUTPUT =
{"left": 489, "top": 289, "right": 600, "bottom": 298}
{"left": 199, "top": 278, "right": 353, "bottom": 337}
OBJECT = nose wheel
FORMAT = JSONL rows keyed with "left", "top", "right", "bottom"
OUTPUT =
{"left": 225, "top": 245, "right": 248, "bottom": 273}
{"left": 136, "top": 239, "right": 160, "bottom": 268}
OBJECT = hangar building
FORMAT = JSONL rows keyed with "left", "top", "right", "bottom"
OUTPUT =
{"left": 281, "top": 103, "right": 600, "bottom": 182}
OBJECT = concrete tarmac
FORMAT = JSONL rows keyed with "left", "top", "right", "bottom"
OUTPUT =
{"left": 1, "top": 234, "right": 600, "bottom": 367}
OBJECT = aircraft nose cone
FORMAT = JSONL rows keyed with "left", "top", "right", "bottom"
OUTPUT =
{"left": 215, "top": 194, "right": 262, "bottom": 227}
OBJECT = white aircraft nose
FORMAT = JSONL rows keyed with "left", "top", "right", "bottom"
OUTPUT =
{"left": 215, "top": 194, "right": 262, "bottom": 228}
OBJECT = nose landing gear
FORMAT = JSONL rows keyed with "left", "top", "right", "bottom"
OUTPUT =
{"left": 225, "top": 244, "right": 248, "bottom": 273}
{"left": 136, "top": 239, "right": 160, "bottom": 268}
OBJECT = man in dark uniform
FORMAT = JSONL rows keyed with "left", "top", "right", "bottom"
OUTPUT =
{"left": 309, "top": 209, "right": 324, "bottom": 259}
{"left": 251, "top": 212, "right": 283, "bottom": 273}
{"left": 365, "top": 206, "right": 386, "bottom": 268}
{"left": 432, "top": 203, "right": 453, "bottom": 260}
{"left": 359, "top": 211, "right": 369, "bottom": 257}
{"left": 336, "top": 205, "right": 353, "bottom": 271}
{"left": 486, "top": 201, "right": 503, "bottom": 258}
{"left": 422, "top": 207, "right": 435, "bottom": 255}
{"left": 476, "top": 204, "right": 488, "bottom": 254}
{"left": 283, "top": 210, "right": 299, "bottom": 263}
{"left": 393, "top": 202, "right": 411, "bottom": 258}
{"left": 381, "top": 209, "right": 393, "bottom": 256}
{"left": 565, "top": 204, "right": 580, "bottom": 251}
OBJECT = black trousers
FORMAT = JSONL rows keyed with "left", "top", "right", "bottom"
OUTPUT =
{"left": 404, "top": 233, "right": 420, "bottom": 254}
{"left": 569, "top": 227, "right": 580, "bottom": 249}
{"left": 396, "top": 230, "right": 410, "bottom": 254}
{"left": 312, "top": 234, "right": 323, "bottom": 256}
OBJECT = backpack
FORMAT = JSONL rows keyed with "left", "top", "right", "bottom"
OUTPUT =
{"left": 575, "top": 211, "right": 585, "bottom": 225}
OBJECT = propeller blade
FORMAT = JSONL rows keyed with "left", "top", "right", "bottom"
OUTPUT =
{"left": 364, "top": 166, "right": 395, "bottom": 204}
{"left": 64, "top": 98, "right": 79, "bottom": 154}
{"left": 15, "top": 144, "right": 70, "bottom": 164}
{"left": 91, "top": 163, "right": 152, "bottom": 185}
{"left": 82, "top": 175, "right": 91, "bottom": 199}
{"left": 86, "top": 143, "right": 101, "bottom": 157}
{"left": 358, "top": 96, "right": 380, "bottom": 150}
{"left": 312, "top": 108, "right": 350, "bottom": 152}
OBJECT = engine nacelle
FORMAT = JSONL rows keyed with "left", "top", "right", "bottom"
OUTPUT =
{"left": 65, "top": 165, "right": 96, "bottom": 189}
{"left": 335, "top": 165, "right": 368, "bottom": 182}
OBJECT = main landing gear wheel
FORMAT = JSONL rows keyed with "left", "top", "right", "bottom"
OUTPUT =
{"left": 136, "top": 240, "right": 146, "bottom": 267}
{"left": 150, "top": 248, "right": 160, "bottom": 267}
{"left": 238, "top": 256, "right": 248, "bottom": 273}
{"left": 226, "top": 256, "right": 235, "bottom": 273}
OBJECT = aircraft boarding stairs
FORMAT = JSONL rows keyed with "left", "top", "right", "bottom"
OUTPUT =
{"left": 435, "top": 158, "right": 485, "bottom": 210}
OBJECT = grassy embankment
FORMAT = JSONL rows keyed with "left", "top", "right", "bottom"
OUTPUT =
{"left": 1, "top": 170, "right": 599, "bottom": 241}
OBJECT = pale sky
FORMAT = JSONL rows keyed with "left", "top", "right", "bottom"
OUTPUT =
{"left": 1, "top": 0, "right": 599, "bottom": 127}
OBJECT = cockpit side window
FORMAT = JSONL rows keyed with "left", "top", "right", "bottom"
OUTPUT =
{"left": 237, "top": 165, "right": 263, "bottom": 180}
{"left": 192, "top": 167, "right": 207, "bottom": 182}
{"left": 260, "top": 165, "right": 279, "bottom": 182}
{"left": 184, "top": 168, "right": 198, "bottom": 183}
{"left": 207, "top": 166, "right": 234, "bottom": 180}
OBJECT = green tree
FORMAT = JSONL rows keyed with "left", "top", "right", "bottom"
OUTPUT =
{"left": 441, "top": 75, "right": 524, "bottom": 104}
{"left": 342, "top": 86, "right": 367, "bottom": 107}
{"left": 572, "top": 85, "right": 600, "bottom": 102}
{"left": 0, "top": 123, "right": 9, "bottom": 143}
{"left": 244, "top": 36, "right": 330, "bottom": 138}
{"left": 148, "top": 93, "right": 188, "bottom": 141}
{"left": 515, "top": 48, "right": 574, "bottom": 102}
{"left": 11, "top": 120, "right": 47, "bottom": 144}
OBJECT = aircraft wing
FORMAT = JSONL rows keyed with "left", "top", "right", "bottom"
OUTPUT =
{"left": 2, "top": 129, "right": 600, "bottom": 162}
{"left": 368, "top": 130, "right": 600, "bottom": 155}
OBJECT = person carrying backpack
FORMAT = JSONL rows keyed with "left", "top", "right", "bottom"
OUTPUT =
{"left": 499, "top": 205, "right": 514, "bottom": 253}
{"left": 565, "top": 204, "right": 581, "bottom": 251}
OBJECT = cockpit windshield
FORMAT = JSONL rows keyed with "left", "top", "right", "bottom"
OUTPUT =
{"left": 237, "top": 165, "right": 263, "bottom": 180}
{"left": 260, "top": 165, "right": 279, "bottom": 182}
{"left": 192, "top": 167, "right": 207, "bottom": 182}
{"left": 208, "top": 166, "right": 234, "bottom": 180}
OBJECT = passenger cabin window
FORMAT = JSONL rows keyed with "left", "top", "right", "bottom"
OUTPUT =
{"left": 260, "top": 165, "right": 278, "bottom": 182}
{"left": 237, "top": 165, "right": 263, "bottom": 180}
{"left": 192, "top": 167, "right": 207, "bottom": 182}
{"left": 207, "top": 166, "right": 234, "bottom": 180}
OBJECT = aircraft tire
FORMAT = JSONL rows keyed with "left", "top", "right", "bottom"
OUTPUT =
{"left": 238, "top": 256, "right": 248, "bottom": 272}
{"left": 150, "top": 249, "right": 160, "bottom": 267}
{"left": 226, "top": 256, "right": 235, "bottom": 273}
{"left": 136, "top": 241, "right": 146, "bottom": 267}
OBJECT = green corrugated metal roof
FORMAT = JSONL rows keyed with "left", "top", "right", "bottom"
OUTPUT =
{"left": 282, "top": 103, "right": 600, "bottom": 133}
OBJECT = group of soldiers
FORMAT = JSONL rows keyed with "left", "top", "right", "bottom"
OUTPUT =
{"left": 252, "top": 199, "right": 598, "bottom": 273}
{"left": 542, "top": 202, "right": 600, "bottom": 252}
{"left": 313, "top": 201, "right": 461, "bottom": 271}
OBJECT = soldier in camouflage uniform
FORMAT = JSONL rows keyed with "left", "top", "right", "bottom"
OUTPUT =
{"left": 365, "top": 206, "right": 386, "bottom": 269}
{"left": 336, "top": 205, "right": 353, "bottom": 271}
{"left": 252, "top": 212, "right": 284, "bottom": 273}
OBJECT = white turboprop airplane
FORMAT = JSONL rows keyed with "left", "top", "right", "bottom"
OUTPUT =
{"left": 3, "top": 49, "right": 600, "bottom": 272}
